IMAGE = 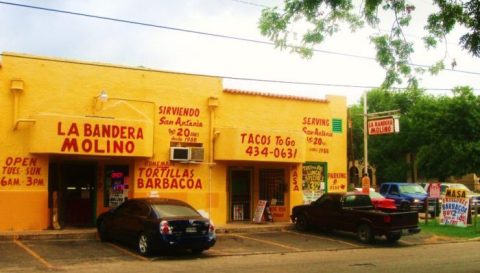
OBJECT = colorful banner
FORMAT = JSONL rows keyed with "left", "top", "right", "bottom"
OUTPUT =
{"left": 440, "top": 189, "right": 470, "bottom": 227}
{"left": 302, "top": 162, "right": 326, "bottom": 203}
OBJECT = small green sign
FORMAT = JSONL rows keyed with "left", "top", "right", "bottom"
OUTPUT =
{"left": 332, "top": 119, "right": 342, "bottom": 133}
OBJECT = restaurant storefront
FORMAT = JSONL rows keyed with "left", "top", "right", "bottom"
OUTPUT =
{"left": 0, "top": 52, "right": 347, "bottom": 231}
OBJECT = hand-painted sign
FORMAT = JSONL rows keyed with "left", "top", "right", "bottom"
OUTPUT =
{"left": 302, "top": 163, "right": 326, "bottom": 203}
{"left": 214, "top": 128, "right": 305, "bottom": 163}
{"left": 1, "top": 156, "right": 46, "bottom": 190}
{"left": 368, "top": 117, "right": 395, "bottom": 135}
{"left": 30, "top": 114, "right": 153, "bottom": 157}
{"left": 158, "top": 105, "right": 204, "bottom": 143}
{"left": 135, "top": 160, "right": 203, "bottom": 192}
{"left": 440, "top": 189, "right": 469, "bottom": 227}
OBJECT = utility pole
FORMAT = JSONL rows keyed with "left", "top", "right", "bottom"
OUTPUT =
{"left": 363, "top": 90, "right": 368, "bottom": 176}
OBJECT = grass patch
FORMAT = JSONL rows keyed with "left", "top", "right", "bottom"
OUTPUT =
{"left": 419, "top": 217, "right": 480, "bottom": 239}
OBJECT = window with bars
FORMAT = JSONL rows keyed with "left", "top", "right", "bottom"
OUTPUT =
{"left": 259, "top": 169, "right": 285, "bottom": 206}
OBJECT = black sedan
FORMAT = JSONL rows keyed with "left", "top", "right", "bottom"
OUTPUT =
{"left": 96, "top": 198, "right": 216, "bottom": 256}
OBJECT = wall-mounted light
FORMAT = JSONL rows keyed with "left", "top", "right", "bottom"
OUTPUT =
{"left": 98, "top": 90, "right": 109, "bottom": 102}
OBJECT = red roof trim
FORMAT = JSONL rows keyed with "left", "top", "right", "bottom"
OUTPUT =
{"left": 223, "top": 89, "right": 329, "bottom": 103}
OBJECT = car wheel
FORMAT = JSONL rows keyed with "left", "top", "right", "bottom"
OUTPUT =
{"left": 386, "top": 233, "right": 402, "bottom": 243}
{"left": 357, "top": 224, "right": 374, "bottom": 243}
{"left": 97, "top": 221, "right": 108, "bottom": 242}
{"left": 295, "top": 214, "right": 309, "bottom": 231}
{"left": 400, "top": 202, "right": 410, "bottom": 212}
{"left": 138, "top": 233, "right": 152, "bottom": 256}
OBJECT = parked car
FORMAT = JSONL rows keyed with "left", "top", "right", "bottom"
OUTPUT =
{"left": 379, "top": 182, "right": 438, "bottom": 215}
{"left": 425, "top": 182, "right": 480, "bottom": 211}
{"left": 353, "top": 188, "right": 397, "bottom": 212}
{"left": 291, "top": 192, "right": 420, "bottom": 243}
{"left": 96, "top": 198, "right": 216, "bottom": 256}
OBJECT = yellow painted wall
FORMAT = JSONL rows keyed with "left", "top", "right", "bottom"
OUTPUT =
{"left": 213, "top": 91, "right": 347, "bottom": 219}
{"left": 0, "top": 52, "right": 346, "bottom": 231}
{"left": 0, "top": 52, "right": 223, "bottom": 230}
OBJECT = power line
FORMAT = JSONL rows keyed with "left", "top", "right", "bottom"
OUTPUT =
{"left": 0, "top": 1, "right": 479, "bottom": 76}
{"left": 231, "top": 0, "right": 269, "bottom": 8}
{"left": 1, "top": 53, "right": 478, "bottom": 92}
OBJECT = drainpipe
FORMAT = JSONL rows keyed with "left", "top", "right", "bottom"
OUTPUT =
{"left": 11, "top": 79, "right": 35, "bottom": 130}
{"left": 208, "top": 97, "right": 219, "bottom": 219}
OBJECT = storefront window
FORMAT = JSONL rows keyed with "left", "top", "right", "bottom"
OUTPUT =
{"left": 259, "top": 169, "right": 285, "bottom": 206}
{"left": 103, "top": 165, "right": 130, "bottom": 208}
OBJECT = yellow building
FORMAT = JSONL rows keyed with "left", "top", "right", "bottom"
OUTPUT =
{"left": 0, "top": 52, "right": 347, "bottom": 231}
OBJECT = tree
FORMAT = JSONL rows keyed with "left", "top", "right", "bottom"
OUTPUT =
{"left": 259, "top": 0, "right": 479, "bottom": 88}
{"left": 350, "top": 88, "right": 423, "bottom": 182}
{"left": 349, "top": 87, "right": 480, "bottom": 182}
{"left": 410, "top": 86, "right": 480, "bottom": 180}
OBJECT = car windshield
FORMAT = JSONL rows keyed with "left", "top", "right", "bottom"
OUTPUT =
{"left": 369, "top": 192, "right": 384, "bottom": 199}
{"left": 151, "top": 204, "right": 201, "bottom": 218}
{"left": 399, "top": 184, "right": 426, "bottom": 194}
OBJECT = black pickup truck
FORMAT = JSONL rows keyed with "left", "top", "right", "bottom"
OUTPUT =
{"left": 291, "top": 192, "right": 421, "bottom": 243}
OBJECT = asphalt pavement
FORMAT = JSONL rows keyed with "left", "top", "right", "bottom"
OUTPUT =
{"left": 2, "top": 221, "right": 479, "bottom": 272}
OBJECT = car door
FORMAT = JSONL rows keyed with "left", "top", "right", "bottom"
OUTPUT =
{"left": 385, "top": 184, "right": 402, "bottom": 207}
{"left": 121, "top": 201, "right": 151, "bottom": 244}
{"left": 104, "top": 202, "right": 129, "bottom": 241}
{"left": 308, "top": 194, "right": 338, "bottom": 228}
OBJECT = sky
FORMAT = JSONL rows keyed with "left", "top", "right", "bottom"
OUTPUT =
{"left": 0, "top": 0, "right": 478, "bottom": 105}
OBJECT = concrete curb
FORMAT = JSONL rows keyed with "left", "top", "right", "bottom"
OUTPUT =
{"left": 216, "top": 223, "right": 295, "bottom": 234}
{"left": 0, "top": 223, "right": 295, "bottom": 241}
{"left": 0, "top": 230, "right": 97, "bottom": 241}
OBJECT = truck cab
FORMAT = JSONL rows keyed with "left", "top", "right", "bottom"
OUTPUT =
{"left": 379, "top": 182, "right": 432, "bottom": 213}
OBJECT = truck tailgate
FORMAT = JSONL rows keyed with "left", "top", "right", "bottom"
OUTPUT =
{"left": 388, "top": 211, "right": 419, "bottom": 227}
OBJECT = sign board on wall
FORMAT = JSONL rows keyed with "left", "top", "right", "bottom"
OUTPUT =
{"left": 30, "top": 114, "right": 153, "bottom": 157}
{"left": 302, "top": 162, "right": 326, "bottom": 204}
{"left": 214, "top": 128, "right": 306, "bottom": 163}
{"left": 0, "top": 156, "right": 47, "bottom": 191}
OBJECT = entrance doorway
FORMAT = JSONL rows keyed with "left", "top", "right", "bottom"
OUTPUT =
{"left": 49, "top": 161, "right": 97, "bottom": 227}
{"left": 229, "top": 168, "right": 252, "bottom": 221}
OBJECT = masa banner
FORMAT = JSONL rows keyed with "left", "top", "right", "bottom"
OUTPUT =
{"left": 439, "top": 189, "right": 470, "bottom": 227}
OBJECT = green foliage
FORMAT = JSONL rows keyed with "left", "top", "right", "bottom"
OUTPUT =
{"left": 258, "top": 0, "right": 480, "bottom": 86}
{"left": 349, "top": 86, "right": 480, "bottom": 182}
{"left": 420, "top": 218, "right": 480, "bottom": 239}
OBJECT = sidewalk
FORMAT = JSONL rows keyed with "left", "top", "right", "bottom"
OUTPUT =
{"left": 0, "top": 222, "right": 294, "bottom": 241}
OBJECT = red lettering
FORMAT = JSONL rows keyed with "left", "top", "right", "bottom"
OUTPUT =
{"left": 137, "top": 178, "right": 144, "bottom": 188}
{"left": 240, "top": 133, "right": 247, "bottom": 143}
{"left": 61, "top": 138, "right": 79, "bottom": 152}
{"left": 163, "top": 178, "right": 169, "bottom": 189}
{"left": 57, "top": 122, "right": 65, "bottom": 136}
{"left": 171, "top": 179, "right": 178, "bottom": 189}
{"left": 84, "top": 124, "right": 92, "bottom": 137}
{"left": 137, "top": 128, "right": 144, "bottom": 139}
{"left": 68, "top": 123, "right": 79, "bottom": 136}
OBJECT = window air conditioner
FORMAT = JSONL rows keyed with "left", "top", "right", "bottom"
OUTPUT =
{"left": 189, "top": 147, "right": 205, "bottom": 162}
{"left": 170, "top": 147, "right": 190, "bottom": 161}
